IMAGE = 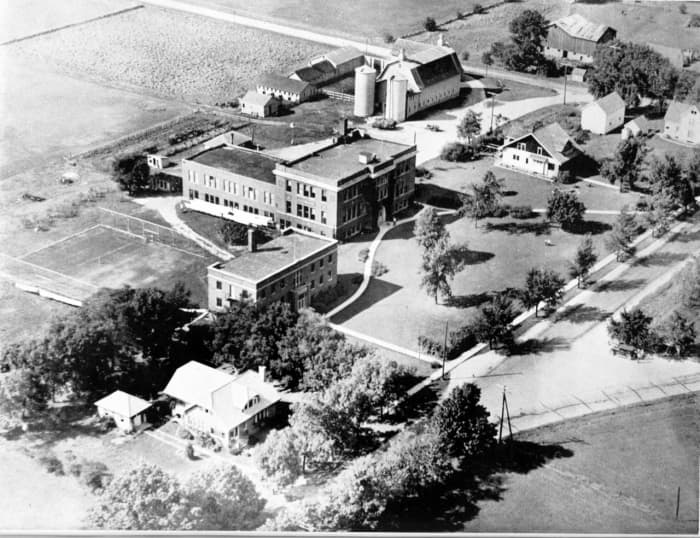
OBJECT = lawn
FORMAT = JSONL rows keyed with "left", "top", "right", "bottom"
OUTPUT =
{"left": 502, "top": 103, "right": 582, "bottom": 138}
{"left": 8, "top": 6, "right": 330, "bottom": 105}
{"left": 460, "top": 393, "right": 699, "bottom": 534}
{"left": 331, "top": 165, "right": 638, "bottom": 349}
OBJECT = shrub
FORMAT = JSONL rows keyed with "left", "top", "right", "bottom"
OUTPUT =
{"left": 185, "top": 443, "right": 195, "bottom": 460}
{"left": 371, "top": 261, "right": 388, "bottom": 277}
{"left": 39, "top": 455, "right": 64, "bottom": 475}
{"left": 177, "top": 426, "right": 194, "bottom": 440}
{"left": 555, "top": 170, "right": 576, "bottom": 184}
{"left": 440, "top": 142, "right": 477, "bottom": 162}
{"left": 96, "top": 414, "right": 116, "bottom": 433}
{"left": 461, "top": 51, "right": 470, "bottom": 62}
{"left": 383, "top": 32, "right": 395, "bottom": 43}
{"left": 479, "top": 129, "right": 505, "bottom": 147}
{"left": 473, "top": 3, "right": 484, "bottom": 14}
{"left": 679, "top": 3, "right": 687, "bottom": 14}
{"left": 69, "top": 462, "right": 83, "bottom": 477}
{"left": 509, "top": 205, "right": 536, "bottom": 219}
{"left": 491, "top": 204, "right": 510, "bottom": 218}
{"left": 424, "top": 17, "right": 438, "bottom": 31}
{"left": 80, "top": 461, "right": 111, "bottom": 492}
{"left": 447, "top": 325, "right": 478, "bottom": 359}
{"left": 690, "top": 14, "right": 700, "bottom": 27}
{"left": 416, "top": 166, "right": 433, "bottom": 179}
{"left": 310, "top": 280, "right": 347, "bottom": 311}
{"left": 220, "top": 220, "right": 250, "bottom": 245}
{"left": 417, "top": 335, "right": 445, "bottom": 358}
{"left": 358, "top": 248, "right": 370, "bottom": 263}
{"left": 372, "top": 118, "right": 397, "bottom": 130}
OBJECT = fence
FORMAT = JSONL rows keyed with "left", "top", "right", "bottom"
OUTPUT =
{"left": 321, "top": 89, "right": 354, "bottom": 102}
{"left": 98, "top": 207, "right": 206, "bottom": 258}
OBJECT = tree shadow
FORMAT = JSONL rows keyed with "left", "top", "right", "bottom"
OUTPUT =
{"left": 502, "top": 190, "right": 518, "bottom": 197}
{"left": 451, "top": 245, "right": 495, "bottom": 266}
{"left": 634, "top": 252, "right": 688, "bottom": 267}
{"left": 509, "top": 336, "right": 570, "bottom": 356}
{"left": 390, "top": 378, "right": 446, "bottom": 426}
{"left": 574, "top": 154, "right": 601, "bottom": 178}
{"left": 415, "top": 183, "right": 463, "bottom": 209}
{"left": 595, "top": 278, "right": 647, "bottom": 293}
{"left": 329, "top": 278, "right": 403, "bottom": 324}
{"left": 568, "top": 220, "right": 612, "bottom": 235}
{"left": 672, "top": 229, "right": 700, "bottom": 243}
{"left": 555, "top": 304, "right": 610, "bottom": 324}
{"left": 446, "top": 292, "right": 492, "bottom": 309}
{"left": 484, "top": 221, "right": 551, "bottom": 236}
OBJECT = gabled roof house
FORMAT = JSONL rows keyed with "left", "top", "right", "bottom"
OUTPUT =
{"left": 581, "top": 91, "right": 626, "bottom": 135}
{"left": 499, "top": 123, "right": 582, "bottom": 179}
{"left": 664, "top": 101, "right": 699, "bottom": 146}
{"left": 545, "top": 13, "right": 616, "bottom": 64}
{"left": 163, "top": 361, "right": 281, "bottom": 450}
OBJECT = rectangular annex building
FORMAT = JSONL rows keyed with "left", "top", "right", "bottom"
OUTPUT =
{"left": 207, "top": 228, "right": 338, "bottom": 311}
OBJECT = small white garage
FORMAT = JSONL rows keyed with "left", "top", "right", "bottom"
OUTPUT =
{"left": 95, "top": 390, "right": 151, "bottom": 433}
{"left": 581, "top": 91, "right": 626, "bottom": 135}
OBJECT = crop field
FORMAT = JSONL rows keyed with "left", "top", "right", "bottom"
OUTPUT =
{"left": 3, "top": 224, "right": 215, "bottom": 306}
{"left": 410, "top": 0, "right": 700, "bottom": 64}
{"left": 174, "top": 0, "right": 499, "bottom": 39}
{"left": 461, "top": 394, "right": 699, "bottom": 534}
{"left": 8, "top": 6, "right": 330, "bottom": 105}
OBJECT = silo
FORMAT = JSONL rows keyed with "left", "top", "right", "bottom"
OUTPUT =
{"left": 353, "top": 65, "right": 376, "bottom": 117}
{"left": 386, "top": 75, "right": 408, "bottom": 123}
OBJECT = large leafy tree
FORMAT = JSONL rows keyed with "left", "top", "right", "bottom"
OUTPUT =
{"left": 503, "top": 9, "right": 549, "bottom": 72}
{"left": 433, "top": 383, "right": 496, "bottom": 460}
{"left": 413, "top": 207, "right": 447, "bottom": 251}
{"left": 569, "top": 234, "right": 598, "bottom": 288}
{"left": 607, "top": 308, "right": 655, "bottom": 352}
{"left": 254, "top": 428, "right": 303, "bottom": 487}
{"left": 473, "top": 293, "right": 516, "bottom": 350}
{"left": 520, "top": 268, "right": 565, "bottom": 316}
{"left": 660, "top": 311, "right": 696, "bottom": 357}
{"left": 419, "top": 235, "right": 465, "bottom": 303}
{"left": 648, "top": 154, "right": 696, "bottom": 212}
{"left": 600, "top": 135, "right": 649, "bottom": 191}
{"left": 588, "top": 40, "right": 678, "bottom": 107}
{"left": 0, "top": 369, "right": 49, "bottom": 427}
{"left": 457, "top": 110, "right": 482, "bottom": 143}
{"left": 546, "top": 189, "right": 585, "bottom": 231}
{"left": 458, "top": 171, "right": 503, "bottom": 227}
{"left": 112, "top": 154, "right": 151, "bottom": 195}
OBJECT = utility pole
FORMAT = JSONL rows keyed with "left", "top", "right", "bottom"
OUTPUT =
{"left": 562, "top": 64, "right": 568, "bottom": 105}
{"left": 675, "top": 486, "right": 680, "bottom": 520}
{"left": 498, "top": 386, "right": 513, "bottom": 444}
{"left": 441, "top": 321, "right": 448, "bottom": 380}
{"left": 489, "top": 93, "right": 496, "bottom": 133}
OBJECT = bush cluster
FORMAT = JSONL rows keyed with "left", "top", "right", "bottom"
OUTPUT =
{"left": 440, "top": 142, "right": 478, "bottom": 162}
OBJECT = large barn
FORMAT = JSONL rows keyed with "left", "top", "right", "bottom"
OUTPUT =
{"left": 544, "top": 14, "right": 616, "bottom": 64}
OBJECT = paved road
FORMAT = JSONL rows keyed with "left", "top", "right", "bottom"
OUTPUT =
{"left": 445, "top": 220, "right": 700, "bottom": 432}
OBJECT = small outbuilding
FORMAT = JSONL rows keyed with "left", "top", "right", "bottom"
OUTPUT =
{"left": 621, "top": 116, "right": 652, "bottom": 140}
{"left": 256, "top": 73, "right": 316, "bottom": 105}
{"left": 95, "top": 390, "right": 151, "bottom": 433}
{"left": 581, "top": 91, "right": 626, "bottom": 135}
{"left": 240, "top": 90, "right": 280, "bottom": 118}
{"left": 570, "top": 67, "right": 587, "bottom": 83}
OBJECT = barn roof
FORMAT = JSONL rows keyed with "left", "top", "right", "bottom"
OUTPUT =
{"left": 292, "top": 65, "right": 325, "bottom": 83}
{"left": 257, "top": 73, "right": 310, "bottom": 94}
{"left": 550, "top": 13, "right": 612, "bottom": 43}
{"left": 586, "top": 91, "right": 625, "bottom": 115}
{"left": 95, "top": 390, "right": 151, "bottom": 418}
{"left": 240, "top": 90, "right": 276, "bottom": 107}
{"left": 322, "top": 46, "right": 364, "bottom": 67}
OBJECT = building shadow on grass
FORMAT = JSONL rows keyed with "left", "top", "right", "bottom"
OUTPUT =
{"left": 633, "top": 251, "right": 688, "bottom": 267}
{"left": 446, "top": 292, "right": 492, "bottom": 309}
{"left": 595, "top": 278, "right": 647, "bottom": 293}
{"left": 330, "top": 278, "right": 403, "bottom": 324}
{"left": 509, "top": 336, "right": 570, "bottom": 356}
{"left": 451, "top": 245, "right": 495, "bottom": 266}
{"left": 484, "top": 221, "right": 551, "bottom": 236}
{"left": 568, "top": 220, "right": 612, "bottom": 235}
{"left": 415, "top": 183, "right": 463, "bottom": 210}
{"left": 389, "top": 440, "right": 574, "bottom": 531}
{"left": 555, "top": 304, "right": 610, "bottom": 324}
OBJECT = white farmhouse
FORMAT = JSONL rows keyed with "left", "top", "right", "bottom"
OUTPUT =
{"left": 581, "top": 92, "right": 626, "bottom": 135}
{"left": 664, "top": 101, "right": 700, "bottom": 146}
{"left": 499, "top": 123, "right": 582, "bottom": 179}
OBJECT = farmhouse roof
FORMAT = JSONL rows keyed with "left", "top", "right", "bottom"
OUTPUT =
{"left": 215, "top": 228, "right": 337, "bottom": 283}
{"left": 257, "top": 73, "right": 310, "bottom": 94}
{"left": 322, "top": 46, "right": 364, "bottom": 67}
{"left": 240, "top": 90, "right": 277, "bottom": 107}
{"left": 585, "top": 91, "right": 625, "bottom": 115}
{"left": 187, "top": 146, "right": 280, "bottom": 184}
{"left": 95, "top": 390, "right": 151, "bottom": 418}
{"left": 665, "top": 100, "right": 699, "bottom": 123}
{"left": 503, "top": 122, "right": 581, "bottom": 165}
{"left": 550, "top": 13, "right": 612, "bottom": 43}
{"left": 625, "top": 115, "right": 651, "bottom": 131}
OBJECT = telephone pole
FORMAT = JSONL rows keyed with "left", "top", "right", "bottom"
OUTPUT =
{"left": 441, "top": 321, "right": 448, "bottom": 380}
{"left": 498, "top": 386, "right": 513, "bottom": 444}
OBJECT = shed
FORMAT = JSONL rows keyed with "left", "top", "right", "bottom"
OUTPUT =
{"left": 621, "top": 116, "right": 651, "bottom": 140}
{"left": 95, "top": 390, "right": 151, "bottom": 433}
{"left": 256, "top": 73, "right": 316, "bottom": 104}
{"left": 240, "top": 90, "right": 280, "bottom": 118}
{"left": 570, "top": 67, "right": 587, "bottom": 83}
{"left": 581, "top": 91, "right": 626, "bottom": 135}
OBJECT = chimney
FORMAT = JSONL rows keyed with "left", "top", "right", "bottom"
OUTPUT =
{"left": 247, "top": 228, "right": 257, "bottom": 252}
{"left": 258, "top": 365, "right": 266, "bottom": 382}
{"left": 437, "top": 34, "right": 445, "bottom": 47}
{"left": 398, "top": 48, "right": 406, "bottom": 62}
{"left": 338, "top": 117, "right": 348, "bottom": 138}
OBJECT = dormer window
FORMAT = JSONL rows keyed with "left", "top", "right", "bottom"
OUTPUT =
{"left": 517, "top": 143, "right": 526, "bottom": 151}
{"left": 536, "top": 147, "right": 543, "bottom": 156}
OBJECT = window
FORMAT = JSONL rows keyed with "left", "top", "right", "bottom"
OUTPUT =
{"left": 328, "top": 270, "right": 332, "bottom": 279}
{"left": 536, "top": 147, "right": 543, "bottom": 156}
{"left": 310, "top": 279, "right": 315, "bottom": 289}
{"left": 260, "top": 289, "right": 266, "bottom": 299}
{"left": 303, "top": 205, "right": 309, "bottom": 219}
{"left": 216, "top": 298, "right": 222, "bottom": 307}
{"left": 321, "top": 189, "right": 327, "bottom": 202}
{"left": 320, "top": 274, "right": 324, "bottom": 284}
{"left": 216, "top": 280, "right": 222, "bottom": 290}
{"left": 280, "top": 278, "right": 286, "bottom": 289}
{"left": 328, "top": 254, "right": 333, "bottom": 263}
{"left": 286, "top": 180, "right": 292, "bottom": 192}
{"left": 293, "top": 271, "right": 302, "bottom": 287}
{"left": 517, "top": 142, "right": 526, "bottom": 151}
{"left": 297, "top": 204, "right": 302, "bottom": 217}
{"left": 286, "top": 201, "right": 292, "bottom": 213}
{"left": 311, "top": 262, "right": 315, "bottom": 272}
{"left": 215, "top": 197, "right": 220, "bottom": 205}
{"left": 320, "top": 257, "right": 324, "bottom": 268}
{"left": 309, "top": 186, "right": 316, "bottom": 198}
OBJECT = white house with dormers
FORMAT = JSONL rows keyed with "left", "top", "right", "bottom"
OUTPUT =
{"left": 581, "top": 91, "right": 626, "bottom": 135}
{"left": 162, "top": 361, "right": 281, "bottom": 451}
{"left": 499, "top": 123, "right": 582, "bottom": 179}
{"left": 664, "top": 101, "right": 699, "bottom": 146}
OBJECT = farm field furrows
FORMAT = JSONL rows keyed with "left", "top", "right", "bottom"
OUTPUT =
{"left": 7, "top": 6, "right": 331, "bottom": 105}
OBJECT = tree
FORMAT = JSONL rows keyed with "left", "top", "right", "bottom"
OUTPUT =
{"left": 481, "top": 51, "right": 494, "bottom": 77}
{"left": 220, "top": 221, "right": 250, "bottom": 245}
{"left": 644, "top": 189, "right": 675, "bottom": 238}
{"left": 255, "top": 428, "right": 303, "bottom": 487}
{"left": 608, "top": 309, "right": 654, "bottom": 353}
{"left": 414, "top": 207, "right": 447, "bottom": 251}
{"left": 458, "top": 171, "right": 502, "bottom": 227}
{"left": 661, "top": 311, "right": 696, "bottom": 357}
{"left": 503, "top": 9, "right": 549, "bottom": 72}
{"left": 440, "top": 141, "right": 477, "bottom": 162}
{"left": 546, "top": 189, "right": 585, "bottom": 231}
{"left": 346, "top": 357, "right": 415, "bottom": 418}
{"left": 86, "top": 464, "right": 193, "bottom": 530}
{"left": 601, "top": 135, "right": 649, "bottom": 191}
{"left": 433, "top": 383, "right": 496, "bottom": 460}
{"left": 588, "top": 41, "right": 678, "bottom": 107}
{"left": 461, "top": 50, "right": 470, "bottom": 62}
{"left": 678, "top": 256, "right": 700, "bottom": 308}
{"left": 472, "top": 293, "right": 515, "bottom": 349}
{"left": 605, "top": 206, "right": 638, "bottom": 261}
{"left": 185, "top": 465, "right": 266, "bottom": 530}
{"left": 457, "top": 110, "right": 482, "bottom": 143}
{"left": 473, "top": 3, "right": 484, "bottom": 14}
{"left": 521, "top": 268, "right": 565, "bottom": 316}
{"left": 112, "top": 154, "right": 150, "bottom": 195}
{"left": 673, "top": 71, "right": 699, "bottom": 102}
{"left": 419, "top": 235, "right": 464, "bottom": 303}
{"left": 569, "top": 234, "right": 598, "bottom": 288}
{"left": 648, "top": 154, "right": 695, "bottom": 212}
{"left": 424, "top": 17, "right": 437, "bottom": 31}
{"left": 0, "top": 369, "right": 49, "bottom": 427}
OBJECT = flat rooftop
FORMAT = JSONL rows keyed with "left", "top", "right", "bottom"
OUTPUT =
{"left": 216, "top": 230, "right": 336, "bottom": 283}
{"left": 286, "top": 137, "right": 414, "bottom": 183}
{"left": 188, "top": 146, "right": 279, "bottom": 184}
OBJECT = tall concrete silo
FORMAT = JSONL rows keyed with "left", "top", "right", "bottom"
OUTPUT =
{"left": 353, "top": 65, "right": 376, "bottom": 117}
{"left": 386, "top": 75, "right": 408, "bottom": 123}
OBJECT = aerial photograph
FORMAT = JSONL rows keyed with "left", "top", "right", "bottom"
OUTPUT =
{"left": 0, "top": 0, "right": 699, "bottom": 533}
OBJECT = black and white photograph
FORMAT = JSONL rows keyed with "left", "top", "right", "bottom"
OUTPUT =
{"left": 0, "top": 0, "right": 699, "bottom": 534}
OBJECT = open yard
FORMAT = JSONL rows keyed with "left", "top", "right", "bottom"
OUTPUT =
{"left": 460, "top": 394, "right": 699, "bottom": 534}
{"left": 7, "top": 6, "right": 330, "bottom": 105}
{"left": 408, "top": 0, "right": 700, "bottom": 65}
{"left": 332, "top": 165, "right": 640, "bottom": 349}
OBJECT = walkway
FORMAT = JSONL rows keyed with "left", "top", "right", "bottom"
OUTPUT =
{"left": 132, "top": 196, "right": 232, "bottom": 260}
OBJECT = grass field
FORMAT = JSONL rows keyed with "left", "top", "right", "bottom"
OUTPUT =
{"left": 409, "top": 0, "right": 700, "bottom": 65}
{"left": 461, "top": 394, "right": 699, "bottom": 534}
{"left": 8, "top": 6, "right": 329, "bottom": 105}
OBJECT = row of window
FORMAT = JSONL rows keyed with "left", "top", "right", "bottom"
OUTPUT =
{"left": 189, "top": 190, "right": 273, "bottom": 218}
{"left": 340, "top": 184, "right": 361, "bottom": 202}
{"left": 516, "top": 142, "right": 544, "bottom": 156}
{"left": 342, "top": 201, "right": 365, "bottom": 224}
{"left": 186, "top": 170, "right": 274, "bottom": 206}
{"left": 286, "top": 180, "right": 328, "bottom": 201}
